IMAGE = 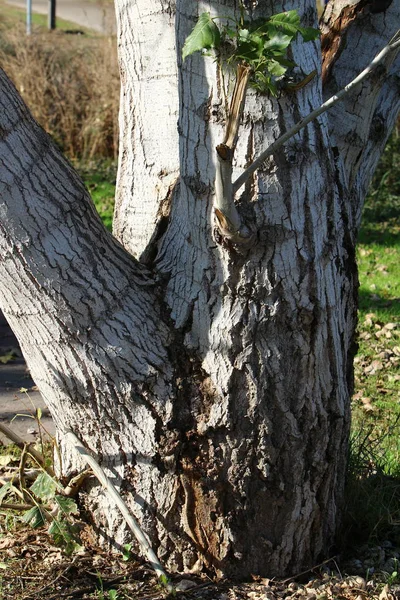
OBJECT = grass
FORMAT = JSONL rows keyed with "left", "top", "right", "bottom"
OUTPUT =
{"left": 75, "top": 160, "right": 117, "bottom": 231}
{"left": 0, "top": 0, "right": 92, "bottom": 33}
{"left": 344, "top": 125, "right": 400, "bottom": 547}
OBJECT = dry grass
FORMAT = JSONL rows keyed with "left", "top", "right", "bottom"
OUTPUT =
{"left": 0, "top": 21, "right": 119, "bottom": 160}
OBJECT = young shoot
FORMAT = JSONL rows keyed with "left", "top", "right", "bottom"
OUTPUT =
{"left": 182, "top": 9, "right": 320, "bottom": 96}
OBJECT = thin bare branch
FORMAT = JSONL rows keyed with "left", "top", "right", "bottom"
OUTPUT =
{"left": 233, "top": 32, "right": 400, "bottom": 194}
{"left": 65, "top": 430, "right": 170, "bottom": 587}
{"left": 0, "top": 502, "right": 34, "bottom": 511}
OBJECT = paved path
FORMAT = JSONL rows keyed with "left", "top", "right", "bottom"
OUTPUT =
{"left": 4, "top": 0, "right": 116, "bottom": 34}
{"left": 0, "top": 312, "right": 55, "bottom": 443}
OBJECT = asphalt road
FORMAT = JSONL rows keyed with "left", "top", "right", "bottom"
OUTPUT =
{"left": 0, "top": 312, "right": 55, "bottom": 443}
{"left": 4, "top": 0, "right": 116, "bottom": 34}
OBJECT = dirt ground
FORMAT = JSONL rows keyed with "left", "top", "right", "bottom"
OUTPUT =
{"left": 1, "top": 526, "right": 400, "bottom": 600}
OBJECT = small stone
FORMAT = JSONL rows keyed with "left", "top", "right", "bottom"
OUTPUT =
{"left": 175, "top": 579, "right": 197, "bottom": 591}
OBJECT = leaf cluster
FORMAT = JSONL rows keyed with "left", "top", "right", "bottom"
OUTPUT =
{"left": 182, "top": 10, "right": 319, "bottom": 95}
{"left": 0, "top": 463, "right": 82, "bottom": 554}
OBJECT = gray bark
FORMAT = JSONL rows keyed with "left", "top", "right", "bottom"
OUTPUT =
{"left": 0, "top": 0, "right": 399, "bottom": 579}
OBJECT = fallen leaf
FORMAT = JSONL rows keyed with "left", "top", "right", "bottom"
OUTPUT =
{"left": 388, "top": 374, "right": 400, "bottom": 382}
{"left": 0, "top": 351, "right": 16, "bottom": 365}
{"left": 359, "top": 332, "right": 372, "bottom": 340}
{"left": 0, "top": 537, "right": 16, "bottom": 550}
{"left": 379, "top": 584, "right": 394, "bottom": 600}
{"left": 375, "top": 330, "right": 386, "bottom": 338}
{"left": 361, "top": 398, "right": 376, "bottom": 412}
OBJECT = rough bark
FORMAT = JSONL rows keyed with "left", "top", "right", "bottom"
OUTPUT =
{"left": 0, "top": 0, "right": 399, "bottom": 581}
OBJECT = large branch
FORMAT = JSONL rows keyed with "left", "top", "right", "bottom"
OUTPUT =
{"left": 0, "top": 69, "right": 173, "bottom": 437}
{"left": 320, "top": 0, "right": 400, "bottom": 188}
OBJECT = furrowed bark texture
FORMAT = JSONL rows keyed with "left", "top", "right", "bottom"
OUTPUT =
{"left": 0, "top": 70, "right": 176, "bottom": 542}
{"left": 0, "top": 0, "right": 399, "bottom": 581}
{"left": 113, "top": 0, "right": 179, "bottom": 260}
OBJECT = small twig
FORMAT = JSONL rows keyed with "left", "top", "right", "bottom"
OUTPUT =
{"left": 65, "top": 430, "right": 171, "bottom": 588}
{"left": 0, "top": 469, "right": 41, "bottom": 482}
{"left": 0, "top": 422, "right": 55, "bottom": 477}
{"left": 233, "top": 32, "right": 400, "bottom": 193}
{"left": 19, "top": 445, "right": 29, "bottom": 503}
{"left": 63, "top": 469, "right": 91, "bottom": 497}
{"left": 281, "top": 556, "right": 339, "bottom": 585}
{"left": 0, "top": 502, "right": 33, "bottom": 511}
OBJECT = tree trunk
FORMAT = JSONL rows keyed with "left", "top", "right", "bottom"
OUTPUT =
{"left": 0, "top": 0, "right": 399, "bottom": 580}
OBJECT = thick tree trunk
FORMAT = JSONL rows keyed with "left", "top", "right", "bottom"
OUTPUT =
{"left": 0, "top": 0, "right": 399, "bottom": 580}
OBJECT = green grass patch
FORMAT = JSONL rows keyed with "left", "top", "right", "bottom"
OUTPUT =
{"left": 0, "top": 0, "right": 93, "bottom": 34}
{"left": 75, "top": 160, "right": 117, "bottom": 232}
{"left": 345, "top": 124, "right": 400, "bottom": 546}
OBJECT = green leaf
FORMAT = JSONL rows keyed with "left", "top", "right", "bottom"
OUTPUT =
{"left": 0, "top": 351, "right": 16, "bottom": 365}
{"left": 268, "top": 10, "right": 301, "bottom": 35}
{"left": 23, "top": 506, "right": 46, "bottom": 528}
{"left": 49, "top": 518, "right": 82, "bottom": 554}
{"left": 267, "top": 59, "right": 288, "bottom": 77}
{"left": 0, "top": 482, "right": 12, "bottom": 501}
{"left": 31, "top": 472, "right": 61, "bottom": 501}
{"left": 54, "top": 495, "right": 79, "bottom": 516}
{"left": 0, "top": 455, "right": 14, "bottom": 467}
{"left": 36, "top": 407, "right": 42, "bottom": 420}
{"left": 236, "top": 35, "right": 264, "bottom": 63}
{"left": 263, "top": 32, "right": 293, "bottom": 54}
{"left": 299, "top": 26, "right": 321, "bottom": 42}
{"left": 122, "top": 543, "right": 132, "bottom": 562}
{"left": 182, "top": 13, "right": 221, "bottom": 61}
{"left": 272, "top": 55, "right": 297, "bottom": 68}
{"left": 252, "top": 72, "right": 278, "bottom": 96}
{"left": 224, "top": 27, "right": 237, "bottom": 39}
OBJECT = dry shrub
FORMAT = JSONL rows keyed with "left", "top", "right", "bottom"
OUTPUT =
{"left": 0, "top": 23, "right": 119, "bottom": 160}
